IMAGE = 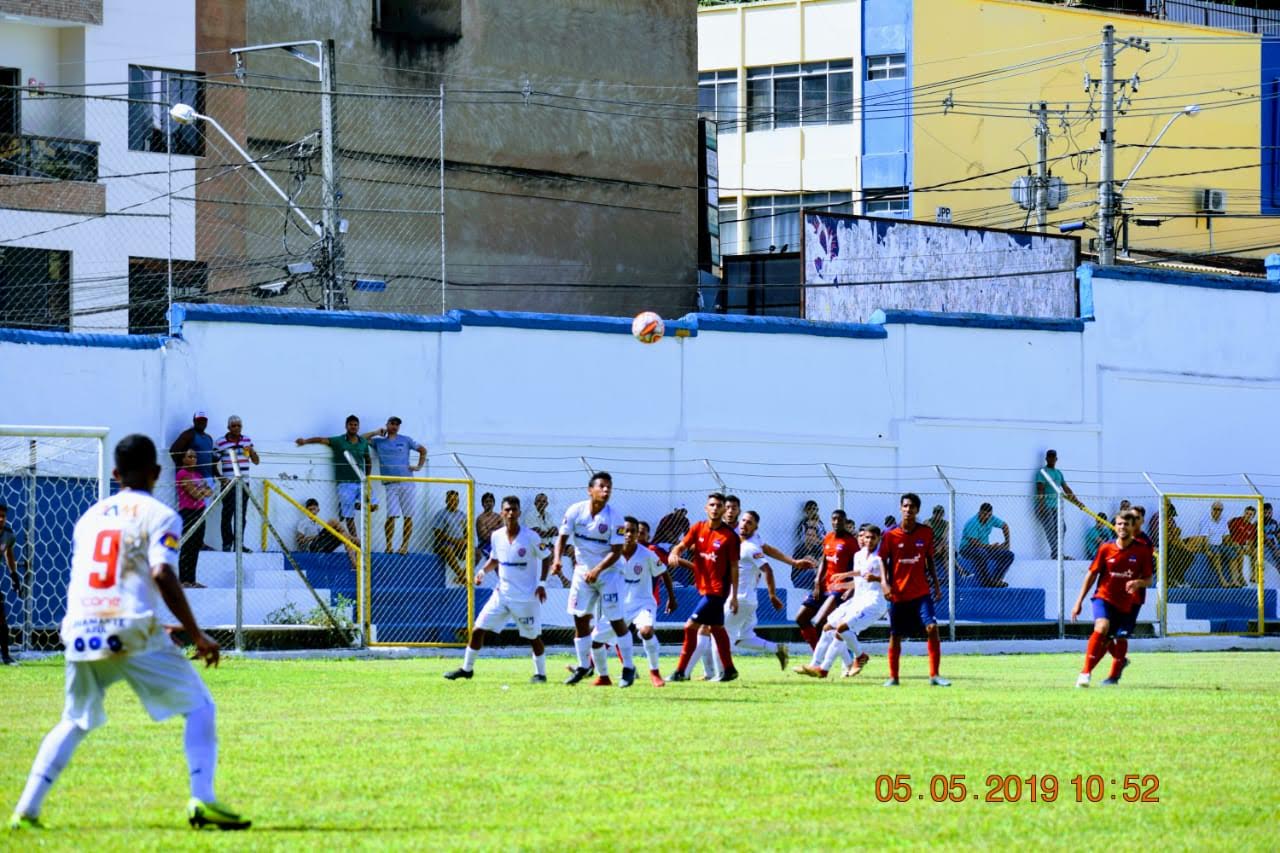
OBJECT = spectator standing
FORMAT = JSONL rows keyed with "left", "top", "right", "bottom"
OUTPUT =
{"left": 295, "top": 499, "right": 344, "bottom": 554}
{"left": 215, "top": 415, "right": 259, "bottom": 552}
{"left": 475, "top": 492, "right": 503, "bottom": 560}
{"left": 0, "top": 503, "right": 18, "bottom": 664}
{"left": 431, "top": 489, "right": 468, "bottom": 585}
{"left": 654, "top": 503, "right": 690, "bottom": 547}
{"left": 1226, "top": 506, "right": 1258, "bottom": 587}
{"left": 1184, "top": 501, "right": 1234, "bottom": 587}
{"left": 927, "top": 505, "right": 949, "bottom": 577}
{"left": 960, "top": 503, "right": 1015, "bottom": 588}
{"left": 1262, "top": 503, "right": 1280, "bottom": 568}
{"left": 792, "top": 500, "right": 826, "bottom": 564}
{"left": 365, "top": 417, "right": 427, "bottom": 554}
{"left": 296, "top": 415, "right": 372, "bottom": 548}
{"left": 169, "top": 410, "right": 216, "bottom": 484}
{"left": 175, "top": 449, "right": 213, "bottom": 587}
{"left": 1083, "top": 513, "right": 1114, "bottom": 560}
{"left": 528, "top": 493, "right": 565, "bottom": 586}
{"left": 1034, "top": 449, "right": 1076, "bottom": 559}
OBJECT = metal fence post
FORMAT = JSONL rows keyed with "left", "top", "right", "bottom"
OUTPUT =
{"left": 233, "top": 475, "right": 244, "bottom": 652}
{"left": 703, "top": 459, "right": 727, "bottom": 492}
{"left": 1142, "top": 472, "right": 1167, "bottom": 637}
{"left": 1040, "top": 467, "right": 1066, "bottom": 638}
{"left": 823, "top": 463, "right": 845, "bottom": 513}
{"left": 936, "top": 466, "right": 957, "bottom": 641}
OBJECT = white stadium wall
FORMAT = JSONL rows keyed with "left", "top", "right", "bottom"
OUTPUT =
{"left": 2, "top": 264, "right": 1278, "bottom": 502}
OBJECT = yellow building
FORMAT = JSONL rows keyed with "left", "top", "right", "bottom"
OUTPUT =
{"left": 913, "top": 1, "right": 1273, "bottom": 259}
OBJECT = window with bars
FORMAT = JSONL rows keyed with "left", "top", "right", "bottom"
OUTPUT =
{"left": 698, "top": 70, "right": 739, "bottom": 129}
{"left": 745, "top": 191, "right": 853, "bottom": 252}
{"left": 746, "top": 60, "right": 853, "bottom": 132}
{"left": 0, "top": 246, "right": 71, "bottom": 331}
{"left": 128, "top": 65, "right": 205, "bottom": 156}
{"left": 864, "top": 187, "right": 910, "bottom": 217}
{"left": 865, "top": 54, "right": 906, "bottom": 81}
{"left": 718, "top": 201, "right": 740, "bottom": 255}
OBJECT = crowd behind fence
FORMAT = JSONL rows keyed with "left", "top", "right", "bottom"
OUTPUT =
{"left": 1, "top": 429, "right": 1277, "bottom": 651}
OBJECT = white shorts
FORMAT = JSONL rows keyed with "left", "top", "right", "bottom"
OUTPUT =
{"left": 336, "top": 482, "right": 362, "bottom": 519}
{"left": 725, "top": 599, "right": 758, "bottom": 642}
{"left": 828, "top": 595, "right": 889, "bottom": 634}
{"left": 62, "top": 643, "right": 213, "bottom": 731}
{"left": 627, "top": 606, "right": 657, "bottom": 631}
{"left": 382, "top": 481, "right": 416, "bottom": 517}
{"left": 568, "top": 567, "right": 624, "bottom": 622}
{"left": 475, "top": 592, "right": 541, "bottom": 639}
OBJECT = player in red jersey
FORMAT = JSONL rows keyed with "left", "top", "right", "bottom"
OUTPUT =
{"left": 667, "top": 493, "right": 741, "bottom": 682}
{"left": 795, "top": 510, "right": 857, "bottom": 653}
{"left": 1071, "top": 509, "right": 1153, "bottom": 687}
{"left": 879, "top": 493, "right": 948, "bottom": 687}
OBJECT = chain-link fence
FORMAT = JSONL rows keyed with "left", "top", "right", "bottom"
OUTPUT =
{"left": 0, "top": 71, "right": 444, "bottom": 334}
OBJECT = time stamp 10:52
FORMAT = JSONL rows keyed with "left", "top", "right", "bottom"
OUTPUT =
{"left": 874, "top": 774, "right": 1160, "bottom": 804}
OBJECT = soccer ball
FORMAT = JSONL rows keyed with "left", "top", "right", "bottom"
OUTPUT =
{"left": 631, "top": 311, "right": 664, "bottom": 344}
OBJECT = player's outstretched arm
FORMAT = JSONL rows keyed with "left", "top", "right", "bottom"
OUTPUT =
{"left": 762, "top": 563, "right": 783, "bottom": 610}
{"left": 1070, "top": 570, "right": 1099, "bottom": 620}
{"left": 661, "top": 569, "right": 677, "bottom": 613}
{"left": 762, "top": 542, "right": 811, "bottom": 570}
{"left": 295, "top": 436, "right": 331, "bottom": 446}
{"left": 153, "top": 563, "right": 219, "bottom": 667}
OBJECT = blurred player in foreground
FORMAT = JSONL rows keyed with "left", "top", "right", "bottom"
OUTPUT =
{"left": 9, "top": 435, "right": 249, "bottom": 831}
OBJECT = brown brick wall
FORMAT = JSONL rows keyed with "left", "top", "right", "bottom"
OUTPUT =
{"left": 0, "top": 175, "right": 105, "bottom": 214}
{"left": 0, "top": 0, "right": 102, "bottom": 25}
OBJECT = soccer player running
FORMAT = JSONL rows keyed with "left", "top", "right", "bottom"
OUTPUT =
{"left": 880, "top": 493, "right": 949, "bottom": 687}
{"left": 444, "top": 496, "right": 548, "bottom": 683}
{"left": 667, "top": 493, "right": 741, "bottom": 682}
{"left": 554, "top": 472, "right": 635, "bottom": 687}
{"left": 795, "top": 509, "right": 857, "bottom": 657}
{"left": 727, "top": 510, "right": 789, "bottom": 669}
{"left": 595, "top": 516, "right": 676, "bottom": 687}
{"left": 798, "top": 523, "right": 888, "bottom": 678}
{"left": 1071, "top": 509, "right": 1153, "bottom": 688}
{"left": 9, "top": 435, "right": 249, "bottom": 831}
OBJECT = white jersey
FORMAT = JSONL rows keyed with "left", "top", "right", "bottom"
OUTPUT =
{"left": 61, "top": 490, "right": 182, "bottom": 662}
{"left": 559, "top": 499, "right": 625, "bottom": 573}
{"left": 489, "top": 525, "right": 544, "bottom": 602}
{"left": 618, "top": 545, "right": 665, "bottom": 613}
{"left": 737, "top": 534, "right": 769, "bottom": 602}
{"left": 851, "top": 549, "right": 887, "bottom": 607}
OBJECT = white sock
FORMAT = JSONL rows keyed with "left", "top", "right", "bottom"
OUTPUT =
{"left": 184, "top": 702, "right": 217, "bottom": 802}
{"left": 812, "top": 630, "right": 837, "bottom": 668}
{"left": 462, "top": 647, "right": 479, "bottom": 671}
{"left": 16, "top": 720, "right": 87, "bottom": 818}
{"left": 844, "top": 632, "right": 863, "bottom": 659}
{"left": 533, "top": 652, "right": 546, "bottom": 677}
{"left": 684, "top": 634, "right": 709, "bottom": 676}
{"left": 838, "top": 643, "right": 853, "bottom": 665}
{"left": 573, "top": 635, "right": 592, "bottom": 669}
{"left": 702, "top": 635, "right": 718, "bottom": 677}
{"left": 591, "top": 643, "right": 611, "bottom": 677}
{"left": 643, "top": 636, "right": 661, "bottom": 671}
{"left": 821, "top": 633, "right": 845, "bottom": 671}
{"left": 737, "top": 634, "right": 776, "bottom": 653}
{"left": 616, "top": 630, "right": 635, "bottom": 670}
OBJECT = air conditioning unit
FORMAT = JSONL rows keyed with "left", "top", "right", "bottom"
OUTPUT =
{"left": 1198, "top": 188, "right": 1227, "bottom": 214}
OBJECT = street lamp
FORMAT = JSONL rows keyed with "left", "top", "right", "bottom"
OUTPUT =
{"left": 1118, "top": 104, "right": 1200, "bottom": 195}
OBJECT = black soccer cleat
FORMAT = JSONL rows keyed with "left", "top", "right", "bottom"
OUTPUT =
{"left": 529, "top": 674, "right": 547, "bottom": 684}
{"left": 564, "top": 666, "right": 592, "bottom": 685}
{"left": 668, "top": 670, "right": 688, "bottom": 682}
{"left": 717, "top": 668, "right": 740, "bottom": 683}
{"left": 619, "top": 667, "right": 636, "bottom": 688}
{"left": 443, "top": 667, "right": 473, "bottom": 680}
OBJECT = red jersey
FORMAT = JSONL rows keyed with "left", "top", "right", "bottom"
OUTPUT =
{"left": 878, "top": 523, "right": 935, "bottom": 601}
{"left": 1089, "top": 538, "right": 1153, "bottom": 611}
{"left": 676, "top": 521, "right": 740, "bottom": 597}
{"left": 820, "top": 531, "right": 858, "bottom": 591}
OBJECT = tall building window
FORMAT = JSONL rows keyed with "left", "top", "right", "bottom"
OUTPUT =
{"left": 746, "top": 61, "right": 853, "bottom": 132}
{"left": 865, "top": 54, "right": 906, "bottom": 81}
{"left": 0, "top": 247, "right": 71, "bottom": 331}
{"left": 745, "top": 191, "right": 852, "bottom": 252}
{"left": 864, "top": 187, "right": 910, "bottom": 217}
{"left": 719, "top": 200, "right": 740, "bottom": 255}
{"left": 128, "top": 65, "right": 205, "bottom": 156}
{"left": 698, "top": 70, "right": 739, "bottom": 129}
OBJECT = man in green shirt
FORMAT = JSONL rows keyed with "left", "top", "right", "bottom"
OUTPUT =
{"left": 960, "top": 503, "right": 1014, "bottom": 587}
{"left": 1034, "top": 449, "right": 1076, "bottom": 559}
{"left": 296, "top": 415, "right": 373, "bottom": 546}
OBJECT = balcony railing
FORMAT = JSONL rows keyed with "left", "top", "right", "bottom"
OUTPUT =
{"left": 0, "top": 132, "right": 99, "bottom": 183}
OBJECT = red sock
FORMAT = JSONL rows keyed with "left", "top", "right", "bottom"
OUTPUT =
{"left": 888, "top": 637, "right": 901, "bottom": 680}
{"left": 1107, "top": 638, "right": 1128, "bottom": 679}
{"left": 800, "top": 624, "right": 819, "bottom": 649}
{"left": 1082, "top": 631, "right": 1109, "bottom": 674}
{"left": 674, "top": 624, "right": 698, "bottom": 673}
{"left": 927, "top": 633, "right": 941, "bottom": 678}
{"left": 616, "top": 646, "right": 624, "bottom": 664}
{"left": 710, "top": 626, "right": 734, "bottom": 671}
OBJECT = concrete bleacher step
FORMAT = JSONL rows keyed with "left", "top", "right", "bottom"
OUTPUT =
{"left": 157, "top": 586, "right": 333, "bottom": 627}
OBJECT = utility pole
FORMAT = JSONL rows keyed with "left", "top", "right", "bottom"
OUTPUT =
{"left": 319, "top": 38, "right": 344, "bottom": 311}
{"left": 1098, "top": 24, "right": 1117, "bottom": 265}
{"left": 1034, "top": 101, "right": 1049, "bottom": 233}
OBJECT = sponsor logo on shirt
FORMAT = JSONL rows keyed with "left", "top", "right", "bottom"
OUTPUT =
{"left": 517, "top": 548, "right": 526, "bottom": 557}
{"left": 597, "top": 523, "right": 607, "bottom": 534}
{"left": 634, "top": 565, "right": 642, "bottom": 575}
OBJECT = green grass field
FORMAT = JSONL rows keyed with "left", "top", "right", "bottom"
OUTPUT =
{"left": 1, "top": 650, "right": 1277, "bottom": 850}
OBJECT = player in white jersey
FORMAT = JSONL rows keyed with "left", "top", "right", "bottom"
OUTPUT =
{"left": 685, "top": 496, "right": 812, "bottom": 679}
{"left": 593, "top": 516, "right": 676, "bottom": 687}
{"left": 552, "top": 471, "right": 635, "bottom": 687}
{"left": 8, "top": 435, "right": 249, "bottom": 832}
{"left": 725, "top": 511, "right": 790, "bottom": 670}
{"left": 444, "top": 496, "right": 548, "bottom": 683}
{"left": 798, "top": 524, "right": 888, "bottom": 678}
